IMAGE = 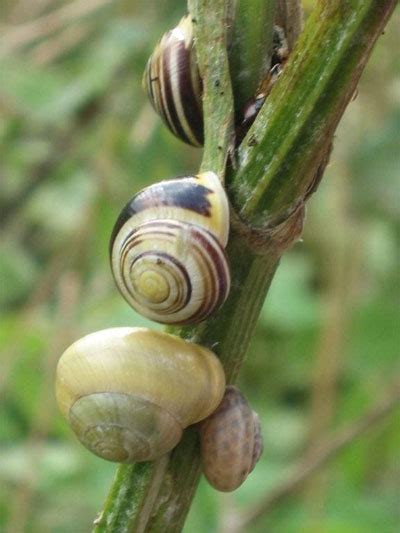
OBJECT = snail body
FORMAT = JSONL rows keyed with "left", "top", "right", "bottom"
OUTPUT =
{"left": 143, "top": 16, "right": 203, "bottom": 147}
{"left": 56, "top": 327, "right": 226, "bottom": 463}
{"left": 110, "top": 172, "right": 230, "bottom": 325}
{"left": 199, "top": 386, "right": 263, "bottom": 492}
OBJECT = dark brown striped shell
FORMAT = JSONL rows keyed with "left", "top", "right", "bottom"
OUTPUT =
{"left": 199, "top": 386, "right": 263, "bottom": 492}
{"left": 144, "top": 19, "right": 289, "bottom": 148}
{"left": 143, "top": 16, "right": 203, "bottom": 147}
{"left": 110, "top": 172, "right": 230, "bottom": 326}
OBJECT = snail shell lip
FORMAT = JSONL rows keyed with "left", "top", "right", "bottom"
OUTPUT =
{"left": 250, "top": 411, "right": 263, "bottom": 472}
{"left": 200, "top": 386, "right": 262, "bottom": 492}
{"left": 110, "top": 171, "right": 229, "bottom": 251}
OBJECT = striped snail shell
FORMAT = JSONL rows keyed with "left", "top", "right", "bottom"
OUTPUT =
{"left": 144, "top": 18, "right": 289, "bottom": 148}
{"left": 143, "top": 16, "right": 203, "bottom": 147}
{"left": 110, "top": 171, "right": 230, "bottom": 326}
{"left": 199, "top": 386, "right": 263, "bottom": 492}
{"left": 55, "top": 327, "right": 226, "bottom": 463}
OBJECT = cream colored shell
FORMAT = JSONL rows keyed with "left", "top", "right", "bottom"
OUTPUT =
{"left": 56, "top": 327, "right": 226, "bottom": 462}
{"left": 109, "top": 172, "right": 231, "bottom": 325}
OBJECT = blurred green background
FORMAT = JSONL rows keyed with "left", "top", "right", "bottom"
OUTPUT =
{"left": 0, "top": 1, "right": 399, "bottom": 532}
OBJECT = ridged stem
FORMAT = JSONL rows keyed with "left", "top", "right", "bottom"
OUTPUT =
{"left": 229, "top": 0, "right": 276, "bottom": 114}
{"left": 231, "top": 0, "right": 397, "bottom": 227}
{"left": 189, "top": 0, "right": 234, "bottom": 177}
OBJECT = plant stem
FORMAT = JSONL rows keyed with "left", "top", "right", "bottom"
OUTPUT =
{"left": 229, "top": 0, "right": 276, "bottom": 114}
{"left": 230, "top": 0, "right": 397, "bottom": 228}
{"left": 93, "top": 1, "right": 396, "bottom": 531}
{"left": 189, "top": 0, "right": 234, "bottom": 177}
{"left": 275, "top": 0, "right": 303, "bottom": 50}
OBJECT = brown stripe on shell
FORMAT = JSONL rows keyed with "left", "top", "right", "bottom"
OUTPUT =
{"left": 157, "top": 37, "right": 176, "bottom": 135}
{"left": 250, "top": 411, "right": 263, "bottom": 472}
{"left": 188, "top": 227, "right": 230, "bottom": 324}
{"left": 129, "top": 180, "right": 213, "bottom": 217}
{"left": 117, "top": 223, "right": 192, "bottom": 316}
{"left": 109, "top": 177, "right": 215, "bottom": 255}
{"left": 111, "top": 218, "right": 229, "bottom": 326}
{"left": 143, "top": 17, "right": 203, "bottom": 147}
{"left": 184, "top": 231, "right": 215, "bottom": 325}
{"left": 161, "top": 39, "right": 194, "bottom": 145}
{"left": 172, "top": 34, "right": 203, "bottom": 146}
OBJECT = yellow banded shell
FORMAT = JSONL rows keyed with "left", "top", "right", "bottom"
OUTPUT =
{"left": 144, "top": 19, "right": 289, "bottom": 148}
{"left": 56, "top": 327, "right": 226, "bottom": 463}
{"left": 109, "top": 172, "right": 230, "bottom": 325}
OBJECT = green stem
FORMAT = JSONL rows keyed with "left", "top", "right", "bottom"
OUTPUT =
{"left": 94, "top": 456, "right": 169, "bottom": 533}
{"left": 229, "top": 0, "right": 276, "bottom": 114}
{"left": 189, "top": 0, "right": 234, "bottom": 176}
{"left": 93, "top": 1, "right": 396, "bottom": 531}
{"left": 275, "top": 0, "right": 303, "bottom": 50}
{"left": 230, "top": 0, "right": 397, "bottom": 227}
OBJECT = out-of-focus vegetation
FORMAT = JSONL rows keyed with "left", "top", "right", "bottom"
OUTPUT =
{"left": 0, "top": 1, "right": 399, "bottom": 532}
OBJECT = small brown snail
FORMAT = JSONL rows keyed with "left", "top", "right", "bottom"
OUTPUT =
{"left": 199, "top": 385, "right": 263, "bottom": 492}
{"left": 143, "top": 16, "right": 203, "bottom": 147}
{"left": 109, "top": 171, "right": 230, "bottom": 325}
{"left": 55, "top": 327, "right": 226, "bottom": 463}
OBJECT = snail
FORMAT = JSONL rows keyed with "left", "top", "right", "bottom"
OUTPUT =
{"left": 55, "top": 327, "right": 226, "bottom": 463}
{"left": 109, "top": 171, "right": 230, "bottom": 326}
{"left": 199, "top": 385, "right": 263, "bottom": 492}
{"left": 143, "top": 15, "right": 203, "bottom": 147}
{"left": 144, "top": 17, "right": 289, "bottom": 147}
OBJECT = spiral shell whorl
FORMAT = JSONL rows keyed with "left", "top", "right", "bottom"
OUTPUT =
{"left": 143, "top": 16, "right": 203, "bottom": 147}
{"left": 114, "top": 220, "right": 229, "bottom": 325}
{"left": 69, "top": 393, "right": 182, "bottom": 463}
{"left": 110, "top": 172, "right": 230, "bottom": 325}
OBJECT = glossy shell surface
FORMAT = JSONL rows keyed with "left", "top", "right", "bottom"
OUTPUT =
{"left": 110, "top": 172, "right": 230, "bottom": 325}
{"left": 56, "top": 327, "right": 226, "bottom": 462}
{"left": 143, "top": 16, "right": 203, "bottom": 146}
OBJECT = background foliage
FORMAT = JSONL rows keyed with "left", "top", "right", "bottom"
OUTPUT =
{"left": 0, "top": 1, "right": 399, "bottom": 532}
